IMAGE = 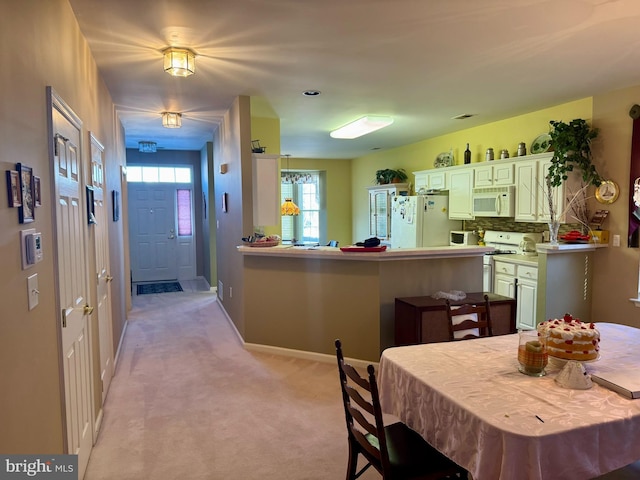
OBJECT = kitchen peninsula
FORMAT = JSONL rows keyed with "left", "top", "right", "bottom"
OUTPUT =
{"left": 238, "top": 245, "right": 491, "bottom": 361}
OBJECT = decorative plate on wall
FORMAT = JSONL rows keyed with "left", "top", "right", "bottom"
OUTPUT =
{"left": 530, "top": 133, "right": 552, "bottom": 154}
{"left": 434, "top": 151, "right": 454, "bottom": 168}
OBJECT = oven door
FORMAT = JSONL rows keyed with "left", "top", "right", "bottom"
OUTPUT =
{"left": 483, "top": 255, "right": 493, "bottom": 292}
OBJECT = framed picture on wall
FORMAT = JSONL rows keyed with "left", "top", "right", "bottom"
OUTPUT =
{"left": 17, "top": 163, "right": 34, "bottom": 223}
{"left": 86, "top": 185, "right": 96, "bottom": 225}
{"left": 112, "top": 190, "right": 120, "bottom": 222}
{"left": 34, "top": 176, "right": 41, "bottom": 207}
{"left": 6, "top": 170, "right": 21, "bottom": 208}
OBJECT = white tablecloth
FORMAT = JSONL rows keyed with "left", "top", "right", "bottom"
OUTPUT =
{"left": 378, "top": 323, "right": 640, "bottom": 480}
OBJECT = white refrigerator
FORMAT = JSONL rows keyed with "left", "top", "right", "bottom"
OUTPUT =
{"left": 390, "top": 194, "right": 462, "bottom": 248}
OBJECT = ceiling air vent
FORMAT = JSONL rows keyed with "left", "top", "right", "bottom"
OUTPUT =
{"left": 451, "top": 113, "right": 475, "bottom": 120}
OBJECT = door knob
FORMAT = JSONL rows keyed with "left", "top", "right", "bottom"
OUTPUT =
{"left": 168, "top": 234, "right": 175, "bottom": 239}
{"left": 106, "top": 275, "right": 113, "bottom": 282}
{"left": 84, "top": 305, "right": 94, "bottom": 315}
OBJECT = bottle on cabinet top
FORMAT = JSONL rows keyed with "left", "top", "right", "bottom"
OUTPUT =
{"left": 464, "top": 143, "right": 471, "bottom": 164}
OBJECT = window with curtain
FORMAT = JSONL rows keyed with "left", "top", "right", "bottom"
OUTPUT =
{"left": 281, "top": 171, "right": 326, "bottom": 244}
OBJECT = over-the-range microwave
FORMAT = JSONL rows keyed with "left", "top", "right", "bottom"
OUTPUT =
{"left": 472, "top": 185, "right": 515, "bottom": 217}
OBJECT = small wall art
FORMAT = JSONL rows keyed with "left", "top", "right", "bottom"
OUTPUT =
{"left": 33, "top": 176, "right": 41, "bottom": 207}
{"left": 112, "top": 190, "right": 120, "bottom": 222}
{"left": 17, "top": 163, "right": 34, "bottom": 223}
{"left": 86, "top": 185, "right": 96, "bottom": 225}
{"left": 6, "top": 170, "right": 21, "bottom": 207}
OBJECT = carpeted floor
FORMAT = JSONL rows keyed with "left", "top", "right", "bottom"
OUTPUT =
{"left": 136, "top": 281, "right": 183, "bottom": 295}
{"left": 84, "top": 291, "right": 379, "bottom": 479}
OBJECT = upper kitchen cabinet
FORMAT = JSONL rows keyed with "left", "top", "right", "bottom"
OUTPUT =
{"left": 414, "top": 169, "right": 446, "bottom": 192}
{"left": 514, "top": 152, "right": 567, "bottom": 223}
{"left": 448, "top": 169, "right": 474, "bottom": 220}
{"left": 474, "top": 161, "right": 514, "bottom": 188}
{"left": 367, "top": 183, "right": 409, "bottom": 240}
{"left": 252, "top": 153, "right": 280, "bottom": 227}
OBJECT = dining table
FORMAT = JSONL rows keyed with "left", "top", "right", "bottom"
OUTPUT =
{"left": 377, "top": 323, "right": 640, "bottom": 480}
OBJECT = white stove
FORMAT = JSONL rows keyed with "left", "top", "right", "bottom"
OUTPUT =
{"left": 482, "top": 230, "right": 542, "bottom": 292}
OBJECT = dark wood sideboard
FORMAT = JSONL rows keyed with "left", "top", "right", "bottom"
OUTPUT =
{"left": 395, "top": 292, "right": 516, "bottom": 346}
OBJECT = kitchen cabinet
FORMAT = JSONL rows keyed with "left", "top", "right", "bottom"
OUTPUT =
{"left": 252, "top": 153, "right": 280, "bottom": 227}
{"left": 494, "top": 259, "right": 538, "bottom": 330}
{"left": 414, "top": 169, "right": 446, "bottom": 192}
{"left": 394, "top": 292, "right": 517, "bottom": 345}
{"left": 474, "top": 162, "right": 514, "bottom": 187}
{"left": 448, "top": 169, "right": 474, "bottom": 220}
{"left": 367, "top": 183, "right": 409, "bottom": 240}
{"left": 514, "top": 152, "right": 571, "bottom": 223}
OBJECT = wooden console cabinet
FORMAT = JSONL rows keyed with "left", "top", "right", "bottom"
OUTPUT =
{"left": 395, "top": 292, "right": 516, "bottom": 346}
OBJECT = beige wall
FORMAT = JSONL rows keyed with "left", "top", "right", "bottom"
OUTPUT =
{"left": 591, "top": 85, "right": 640, "bottom": 325}
{"left": 0, "top": 0, "right": 127, "bottom": 453}
{"left": 213, "top": 96, "right": 253, "bottom": 335}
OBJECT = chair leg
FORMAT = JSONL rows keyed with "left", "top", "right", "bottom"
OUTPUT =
{"left": 345, "top": 438, "right": 359, "bottom": 480}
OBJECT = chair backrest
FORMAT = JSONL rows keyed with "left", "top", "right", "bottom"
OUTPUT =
{"left": 445, "top": 294, "right": 493, "bottom": 341}
{"left": 335, "top": 339, "right": 390, "bottom": 475}
{"left": 327, "top": 240, "right": 339, "bottom": 247}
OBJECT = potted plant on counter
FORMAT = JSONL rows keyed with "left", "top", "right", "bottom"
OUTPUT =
{"left": 375, "top": 168, "right": 408, "bottom": 185}
{"left": 545, "top": 118, "right": 602, "bottom": 241}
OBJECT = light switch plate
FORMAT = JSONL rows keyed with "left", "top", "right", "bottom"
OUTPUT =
{"left": 27, "top": 273, "right": 39, "bottom": 310}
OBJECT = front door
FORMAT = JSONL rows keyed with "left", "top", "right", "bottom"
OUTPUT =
{"left": 49, "top": 88, "right": 93, "bottom": 479}
{"left": 128, "top": 182, "right": 195, "bottom": 283}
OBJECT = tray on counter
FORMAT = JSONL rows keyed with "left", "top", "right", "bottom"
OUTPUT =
{"left": 340, "top": 245, "right": 387, "bottom": 252}
{"left": 243, "top": 240, "right": 280, "bottom": 247}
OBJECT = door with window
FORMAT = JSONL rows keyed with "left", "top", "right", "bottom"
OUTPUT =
{"left": 127, "top": 166, "right": 195, "bottom": 282}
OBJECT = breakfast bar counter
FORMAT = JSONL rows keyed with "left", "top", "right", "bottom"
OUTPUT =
{"left": 238, "top": 245, "right": 491, "bottom": 361}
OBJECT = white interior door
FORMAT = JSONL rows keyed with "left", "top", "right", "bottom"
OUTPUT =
{"left": 49, "top": 88, "right": 93, "bottom": 479}
{"left": 90, "top": 133, "right": 114, "bottom": 412}
{"left": 128, "top": 182, "right": 195, "bottom": 282}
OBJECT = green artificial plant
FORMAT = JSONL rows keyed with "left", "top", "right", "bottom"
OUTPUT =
{"left": 375, "top": 168, "right": 408, "bottom": 185}
{"left": 546, "top": 119, "right": 601, "bottom": 187}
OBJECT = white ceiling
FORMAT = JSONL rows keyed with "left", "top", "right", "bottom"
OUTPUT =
{"left": 68, "top": 0, "right": 640, "bottom": 159}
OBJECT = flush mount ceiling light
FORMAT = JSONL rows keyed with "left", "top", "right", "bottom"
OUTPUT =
{"left": 330, "top": 116, "right": 394, "bottom": 139}
{"left": 163, "top": 47, "right": 195, "bottom": 77}
{"left": 138, "top": 141, "right": 157, "bottom": 153}
{"left": 162, "top": 112, "right": 182, "bottom": 128}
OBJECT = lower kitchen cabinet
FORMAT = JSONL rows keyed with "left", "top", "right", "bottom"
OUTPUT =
{"left": 494, "top": 260, "right": 538, "bottom": 330}
{"left": 394, "top": 292, "right": 516, "bottom": 345}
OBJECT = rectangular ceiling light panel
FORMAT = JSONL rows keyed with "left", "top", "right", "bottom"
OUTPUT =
{"left": 330, "top": 116, "right": 394, "bottom": 139}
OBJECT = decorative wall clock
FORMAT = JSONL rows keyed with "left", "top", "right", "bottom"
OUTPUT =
{"left": 595, "top": 180, "right": 619, "bottom": 204}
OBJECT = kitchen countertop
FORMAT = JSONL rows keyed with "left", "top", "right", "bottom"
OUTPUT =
{"left": 237, "top": 244, "right": 493, "bottom": 261}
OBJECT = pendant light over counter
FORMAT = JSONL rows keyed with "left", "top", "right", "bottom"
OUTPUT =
{"left": 280, "top": 154, "right": 299, "bottom": 216}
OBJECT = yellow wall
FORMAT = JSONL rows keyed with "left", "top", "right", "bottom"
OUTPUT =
{"left": 351, "top": 98, "right": 593, "bottom": 241}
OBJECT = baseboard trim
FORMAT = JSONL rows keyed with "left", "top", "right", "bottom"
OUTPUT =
{"left": 244, "top": 342, "right": 376, "bottom": 370}
{"left": 217, "top": 301, "right": 245, "bottom": 347}
{"left": 113, "top": 319, "right": 128, "bottom": 370}
{"left": 216, "top": 301, "right": 376, "bottom": 369}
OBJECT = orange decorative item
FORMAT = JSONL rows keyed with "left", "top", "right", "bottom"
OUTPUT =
{"left": 281, "top": 198, "right": 299, "bottom": 216}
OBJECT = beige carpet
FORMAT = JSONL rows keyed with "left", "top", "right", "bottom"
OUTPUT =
{"left": 84, "top": 290, "right": 379, "bottom": 479}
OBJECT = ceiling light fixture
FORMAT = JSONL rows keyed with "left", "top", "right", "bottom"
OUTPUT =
{"left": 138, "top": 141, "right": 157, "bottom": 153}
{"left": 163, "top": 47, "right": 195, "bottom": 77}
{"left": 162, "top": 112, "right": 182, "bottom": 128}
{"left": 330, "top": 116, "right": 394, "bottom": 139}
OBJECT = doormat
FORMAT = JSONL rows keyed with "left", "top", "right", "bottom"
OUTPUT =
{"left": 136, "top": 282, "right": 183, "bottom": 295}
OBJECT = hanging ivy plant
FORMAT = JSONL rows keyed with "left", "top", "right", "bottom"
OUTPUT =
{"left": 547, "top": 119, "right": 601, "bottom": 187}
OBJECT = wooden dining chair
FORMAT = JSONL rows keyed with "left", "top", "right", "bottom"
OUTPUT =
{"left": 334, "top": 339, "right": 468, "bottom": 480}
{"left": 592, "top": 460, "right": 640, "bottom": 479}
{"left": 445, "top": 294, "right": 493, "bottom": 341}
